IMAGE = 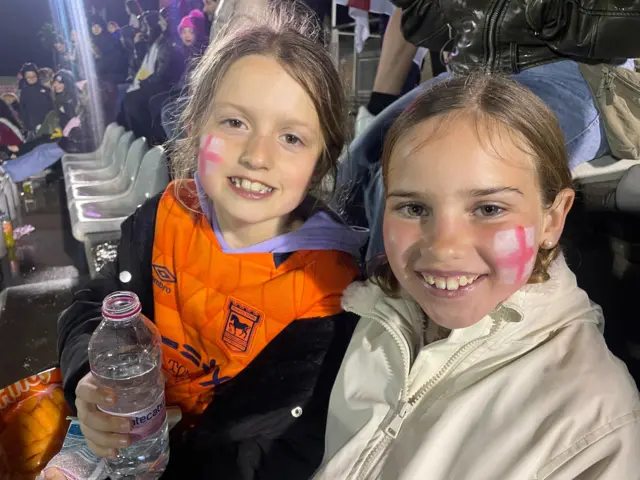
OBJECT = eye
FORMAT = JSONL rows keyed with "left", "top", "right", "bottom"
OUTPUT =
{"left": 282, "top": 134, "right": 304, "bottom": 146}
{"left": 396, "top": 203, "right": 427, "bottom": 218}
{"left": 221, "top": 118, "right": 245, "bottom": 129}
{"left": 474, "top": 204, "right": 505, "bottom": 218}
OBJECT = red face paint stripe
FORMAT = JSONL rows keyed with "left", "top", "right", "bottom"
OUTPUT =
{"left": 495, "top": 226, "right": 535, "bottom": 283}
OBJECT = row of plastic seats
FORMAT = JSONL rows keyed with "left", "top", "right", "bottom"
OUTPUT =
{"left": 63, "top": 122, "right": 170, "bottom": 242}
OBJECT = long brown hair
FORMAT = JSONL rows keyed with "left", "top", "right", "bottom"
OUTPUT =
{"left": 171, "top": 1, "right": 347, "bottom": 198}
{"left": 374, "top": 74, "right": 573, "bottom": 295}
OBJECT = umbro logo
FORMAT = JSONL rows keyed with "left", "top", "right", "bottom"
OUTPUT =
{"left": 152, "top": 264, "right": 176, "bottom": 293}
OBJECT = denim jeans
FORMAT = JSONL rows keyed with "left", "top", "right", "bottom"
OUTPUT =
{"left": 337, "top": 60, "right": 611, "bottom": 262}
{"left": 3, "top": 143, "right": 64, "bottom": 182}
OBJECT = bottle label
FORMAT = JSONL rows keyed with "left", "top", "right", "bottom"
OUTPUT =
{"left": 99, "top": 392, "right": 167, "bottom": 442}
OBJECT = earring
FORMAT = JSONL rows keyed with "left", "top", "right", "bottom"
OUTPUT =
{"left": 542, "top": 240, "right": 554, "bottom": 249}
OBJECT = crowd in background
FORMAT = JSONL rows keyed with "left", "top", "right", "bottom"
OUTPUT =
{"left": 0, "top": 0, "right": 217, "bottom": 164}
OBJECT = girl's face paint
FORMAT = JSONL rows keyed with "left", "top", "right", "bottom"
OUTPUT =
{"left": 493, "top": 226, "right": 536, "bottom": 285}
{"left": 198, "top": 135, "right": 223, "bottom": 177}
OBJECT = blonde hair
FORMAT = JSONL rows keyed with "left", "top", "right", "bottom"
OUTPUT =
{"left": 170, "top": 1, "right": 346, "bottom": 199}
{"left": 374, "top": 74, "right": 573, "bottom": 296}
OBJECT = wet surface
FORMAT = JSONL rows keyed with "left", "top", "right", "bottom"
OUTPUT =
{"left": 0, "top": 172, "right": 88, "bottom": 387}
{"left": 0, "top": 284, "right": 75, "bottom": 387}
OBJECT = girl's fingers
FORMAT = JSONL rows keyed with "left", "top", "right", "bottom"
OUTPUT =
{"left": 80, "top": 423, "right": 131, "bottom": 452}
{"left": 77, "top": 400, "right": 131, "bottom": 435}
{"left": 86, "top": 438, "right": 119, "bottom": 460}
{"left": 75, "top": 373, "right": 115, "bottom": 406}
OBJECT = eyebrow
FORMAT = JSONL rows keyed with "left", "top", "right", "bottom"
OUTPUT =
{"left": 387, "top": 190, "right": 424, "bottom": 200}
{"left": 215, "top": 101, "right": 315, "bottom": 132}
{"left": 387, "top": 186, "right": 524, "bottom": 200}
{"left": 466, "top": 187, "right": 524, "bottom": 197}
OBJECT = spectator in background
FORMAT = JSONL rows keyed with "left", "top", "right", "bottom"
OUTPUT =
{"left": 90, "top": 15, "right": 128, "bottom": 84}
{"left": 18, "top": 63, "right": 54, "bottom": 137}
{"left": 125, "top": 0, "right": 143, "bottom": 28}
{"left": 355, "top": 8, "right": 445, "bottom": 135}
{"left": 133, "top": 13, "right": 150, "bottom": 71}
{"left": 178, "top": 9, "right": 208, "bottom": 52}
{"left": 119, "top": 25, "right": 140, "bottom": 81}
{"left": 202, "top": 0, "right": 217, "bottom": 36}
{"left": 38, "top": 68, "right": 55, "bottom": 90}
{"left": 36, "top": 69, "right": 80, "bottom": 137}
{"left": 2, "top": 93, "right": 21, "bottom": 120}
{"left": 90, "top": 15, "right": 128, "bottom": 123}
{"left": 120, "top": 9, "right": 185, "bottom": 140}
{"left": 153, "top": 8, "right": 209, "bottom": 142}
{"left": 0, "top": 99, "right": 24, "bottom": 150}
{"left": 18, "top": 63, "right": 40, "bottom": 90}
{"left": 107, "top": 21, "right": 121, "bottom": 36}
{"left": 53, "top": 36, "right": 74, "bottom": 72}
{"left": 67, "top": 29, "right": 82, "bottom": 78}
{"left": 52, "top": 70, "right": 79, "bottom": 130}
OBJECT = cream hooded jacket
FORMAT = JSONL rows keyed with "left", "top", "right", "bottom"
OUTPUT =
{"left": 314, "top": 257, "right": 640, "bottom": 480}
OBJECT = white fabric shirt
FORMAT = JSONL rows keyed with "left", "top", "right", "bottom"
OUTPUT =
{"left": 314, "top": 256, "right": 640, "bottom": 480}
{"left": 128, "top": 40, "right": 160, "bottom": 93}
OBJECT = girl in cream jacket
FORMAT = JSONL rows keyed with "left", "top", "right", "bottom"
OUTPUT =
{"left": 314, "top": 74, "right": 640, "bottom": 480}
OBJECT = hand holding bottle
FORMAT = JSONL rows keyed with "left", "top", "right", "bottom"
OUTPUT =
{"left": 75, "top": 372, "right": 131, "bottom": 458}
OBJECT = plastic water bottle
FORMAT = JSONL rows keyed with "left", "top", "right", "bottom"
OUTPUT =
{"left": 88, "top": 291, "right": 170, "bottom": 479}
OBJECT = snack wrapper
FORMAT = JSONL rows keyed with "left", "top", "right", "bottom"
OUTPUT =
{"left": 0, "top": 368, "right": 71, "bottom": 480}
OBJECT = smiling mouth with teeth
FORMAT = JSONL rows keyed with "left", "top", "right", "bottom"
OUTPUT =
{"left": 420, "top": 273, "right": 484, "bottom": 292}
{"left": 229, "top": 177, "right": 274, "bottom": 195}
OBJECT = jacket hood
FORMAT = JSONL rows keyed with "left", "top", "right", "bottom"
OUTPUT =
{"left": 342, "top": 255, "right": 603, "bottom": 347}
{"left": 90, "top": 15, "right": 107, "bottom": 30}
{"left": 54, "top": 70, "right": 76, "bottom": 89}
{"left": 194, "top": 173, "right": 369, "bottom": 257}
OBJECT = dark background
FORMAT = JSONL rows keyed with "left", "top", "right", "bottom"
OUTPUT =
{"left": 0, "top": 0, "right": 56, "bottom": 76}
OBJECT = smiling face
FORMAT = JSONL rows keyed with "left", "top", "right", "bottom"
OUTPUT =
{"left": 24, "top": 71, "right": 38, "bottom": 85}
{"left": 197, "top": 54, "right": 323, "bottom": 247}
{"left": 53, "top": 79, "right": 64, "bottom": 94}
{"left": 383, "top": 113, "right": 573, "bottom": 329}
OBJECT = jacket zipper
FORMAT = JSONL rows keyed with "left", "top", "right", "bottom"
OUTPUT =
{"left": 597, "top": 67, "right": 615, "bottom": 104}
{"left": 353, "top": 317, "right": 501, "bottom": 480}
{"left": 486, "top": 0, "right": 509, "bottom": 71}
{"left": 348, "top": 316, "right": 412, "bottom": 480}
{"left": 602, "top": 66, "right": 640, "bottom": 99}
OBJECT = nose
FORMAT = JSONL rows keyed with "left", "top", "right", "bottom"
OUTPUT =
{"left": 239, "top": 134, "right": 273, "bottom": 171}
{"left": 422, "top": 214, "right": 471, "bottom": 262}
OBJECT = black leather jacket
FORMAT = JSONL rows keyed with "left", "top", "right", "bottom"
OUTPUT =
{"left": 393, "top": 0, "right": 640, "bottom": 74}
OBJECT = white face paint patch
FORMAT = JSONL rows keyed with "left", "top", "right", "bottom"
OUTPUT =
{"left": 493, "top": 226, "right": 536, "bottom": 284}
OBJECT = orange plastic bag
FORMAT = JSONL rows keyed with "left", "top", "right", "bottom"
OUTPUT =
{"left": 0, "top": 368, "right": 71, "bottom": 480}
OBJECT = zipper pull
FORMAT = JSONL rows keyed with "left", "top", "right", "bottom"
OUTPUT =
{"left": 602, "top": 68, "right": 616, "bottom": 104}
{"left": 384, "top": 402, "right": 412, "bottom": 439}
